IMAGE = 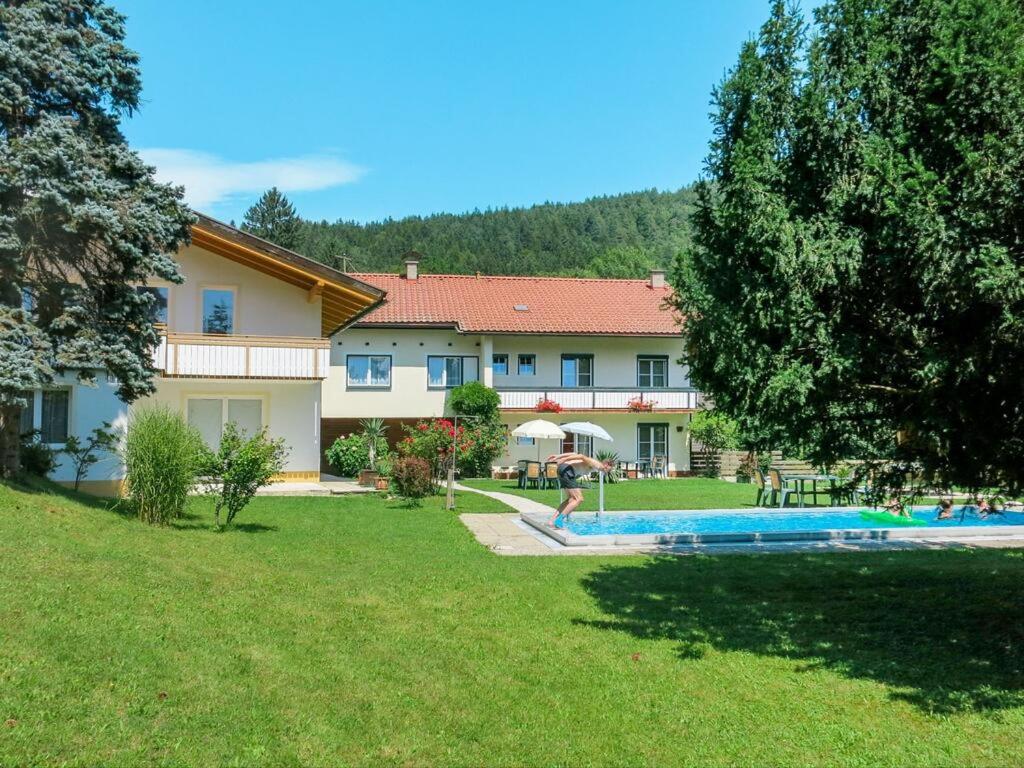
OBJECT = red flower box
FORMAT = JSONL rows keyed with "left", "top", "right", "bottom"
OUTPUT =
{"left": 627, "top": 397, "right": 656, "bottom": 412}
{"left": 535, "top": 398, "right": 563, "bottom": 413}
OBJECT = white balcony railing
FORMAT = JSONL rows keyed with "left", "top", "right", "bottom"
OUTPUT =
{"left": 153, "top": 333, "right": 331, "bottom": 380}
{"left": 497, "top": 387, "right": 700, "bottom": 411}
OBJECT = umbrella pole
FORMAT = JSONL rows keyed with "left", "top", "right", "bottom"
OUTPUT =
{"left": 599, "top": 471, "right": 605, "bottom": 516}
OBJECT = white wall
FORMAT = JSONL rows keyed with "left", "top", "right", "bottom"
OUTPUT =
{"left": 490, "top": 335, "right": 688, "bottom": 390}
{"left": 142, "top": 379, "right": 321, "bottom": 473}
{"left": 155, "top": 244, "right": 321, "bottom": 338}
{"left": 23, "top": 372, "right": 129, "bottom": 485}
{"left": 324, "top": 327, "right": 481, "bottom": 418}
{"left": 322, "top": 328, "right": 689, "bottom": 418}
{"left": 499, "top": 412, "right": 692, "bottom": 474}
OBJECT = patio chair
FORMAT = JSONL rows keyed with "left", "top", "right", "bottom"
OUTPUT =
{"left": 754, "top": 469, "right": 770, "bottom": 506}
{"left": 543, "top": 462, "right": 559, "bottom": 490}
{"left": 521, "top": 461, "right": 542, "bottom": 490}
{"left": 768, "top": 468, "right": 799, "bottom": 507}
{"left": 650, "top": 456, "right": 668, "bottom": 479}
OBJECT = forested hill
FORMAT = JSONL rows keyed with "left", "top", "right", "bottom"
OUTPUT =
{"left": 293, "top": 186, "right": 698, "bottom": 278}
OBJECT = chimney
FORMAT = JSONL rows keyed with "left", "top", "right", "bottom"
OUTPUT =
{"left": 403, "top": 250, "right": 421, "bottom": 280}
{"left": 649, "top": 268, "right": 666, "bottom": 289}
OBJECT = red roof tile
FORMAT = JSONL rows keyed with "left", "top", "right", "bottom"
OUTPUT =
{"left": 348, "top": 273, "right": 681, "bottom": 336}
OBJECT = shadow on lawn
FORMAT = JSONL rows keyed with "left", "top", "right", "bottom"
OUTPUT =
{"left": 577, "top": 550, "right": 1024, "bottom": 714}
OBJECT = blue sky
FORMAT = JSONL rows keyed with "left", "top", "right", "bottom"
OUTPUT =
{"left": 116, "top": 1, "right": 782, "bottom": 224}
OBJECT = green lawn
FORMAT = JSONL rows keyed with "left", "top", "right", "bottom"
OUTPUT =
{"left": 3, "top": 479, "right": 1024, "bottom": 766}
{"left": 461, "top": 476, "right": 761, "bottom": 511}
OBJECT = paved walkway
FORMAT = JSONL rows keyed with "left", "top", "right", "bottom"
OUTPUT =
{"left": 453, "top": 483, "right": 1024, "bottom": 557}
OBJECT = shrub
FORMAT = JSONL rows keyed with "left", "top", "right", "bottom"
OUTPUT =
{"left": 201, "top": 422, "right": 288, "bottom": 528}
{"left": 121, "top": 405, "right": 204, "bottom": 525}
{"left": 391, "top": 456, "right": 433, "bottom": 500}
{"left": 19, "top": 430, "right": 57, "bottom": 477}
{"left": 457, "top": 420, "right": 507, "bottom": 478}
{"left": 595, "top": 449, "right": 621, "bottom": 483}
{"left": 690, "top": 410, "right": 740, "bottom": 477}
{"left": 62, "top": 423, "right": 118, "bottom": 491}
{"left": 360, "top": 418, "right": 388, "bottom": 471}
{"left": 325, "top": 433, "right": 368, "bottom": 477}
{"left": 449, "top": 381, "right": 500, "bottom": 419}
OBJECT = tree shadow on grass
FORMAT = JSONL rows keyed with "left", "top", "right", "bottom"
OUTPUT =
{"left": 576, "top": 549, "right": 1024, "bottom": 714}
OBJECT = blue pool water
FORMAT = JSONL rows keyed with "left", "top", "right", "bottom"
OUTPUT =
{"left": 562, "top": 507, "right": 1024, "bottom": 537}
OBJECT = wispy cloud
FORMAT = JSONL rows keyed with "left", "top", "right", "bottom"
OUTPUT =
{"left": 139, "top": 148, "right": 365, "bottom": 210}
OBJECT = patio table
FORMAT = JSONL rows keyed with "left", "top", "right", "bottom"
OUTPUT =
{"left": 780, "top": 473, "right": 843, "bottom": 507}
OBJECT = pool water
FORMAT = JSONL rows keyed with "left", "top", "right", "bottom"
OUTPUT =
{"left": 561, "top": 507, "right": 1024, "bottom": 537}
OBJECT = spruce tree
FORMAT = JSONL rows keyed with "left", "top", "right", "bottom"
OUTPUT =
{"left": 241, "top": 187, "right": 301, "bottom": 250}
{"left": 675, "top": 0, "right": 1024, "bottom": 494}
{"left": 0, "top": 0, "right": 193, "bottom": 476}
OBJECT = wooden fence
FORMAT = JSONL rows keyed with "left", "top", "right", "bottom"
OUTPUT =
{"left": 691, "top": 450, "right": 816, "bottom": 479}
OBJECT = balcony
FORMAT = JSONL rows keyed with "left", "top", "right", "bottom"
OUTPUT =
{"left": 497, "top": 387, "right": 700, "bottom": 412}
{"left": 153, "top": 333, "right": 330, "bottom": 380}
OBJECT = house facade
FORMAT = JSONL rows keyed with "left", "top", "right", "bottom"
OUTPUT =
{"left": 322, "top": 256, "right": 700, "bottom": 475}
{"left": 21, "top": 215, "right": 382, "bottom": 495}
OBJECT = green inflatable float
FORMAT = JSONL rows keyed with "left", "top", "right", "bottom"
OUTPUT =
{"left": 859, "top": 509, "right": 928, "bottom": 527}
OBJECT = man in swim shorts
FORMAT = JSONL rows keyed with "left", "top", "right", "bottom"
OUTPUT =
{"left": 546, "top": 451, "right": 613, "bottom": 528}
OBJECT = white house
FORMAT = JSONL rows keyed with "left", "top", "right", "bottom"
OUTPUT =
{"left": 19, "top": 215, "right": 383, "bottom": 495}
{"left": 322, "top": 255, "right": 700, "bottom": 475}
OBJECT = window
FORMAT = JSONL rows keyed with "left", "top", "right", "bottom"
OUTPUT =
{"left": 19, "top": 399, "right": 34, "bottom": 435}
{"left": 493, "top": 354, "right": 509, "bottom": 376}
{"left": 637, "top": 423, "right": 668, "bottom": 463}
{"left": 427, "top": 356, "right": 479, "bottom": 389}
{"left": 347, "top": 355, "right": 392, "bottom": 388}
{"left": 202, "top": 288, "right": 235, "bottom": 335}
{"left": 40, "top": 389, "right": 70, "bottom": 444}
{"left": 637, "top": 356, "right": 668, "bottom": 388}
{"left": 561, "top": 354, "right": 593, "bottom": 387}
{"left": 518, "top": 354, "right": 536, "bottom": 376}
{"left": 560, "top": 433, "right": 593, "bottom": 456}
{"left": 515, "top": 435, "right": 535, "bottom": 446}
{"left": 187, "top": 397, "right": 263, "bottom": 449}
{"left": 136, "top": 286, "right": 169, "bottom": 325}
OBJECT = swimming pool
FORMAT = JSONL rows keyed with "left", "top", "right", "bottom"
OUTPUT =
{"left": 520, "top": 506, "right": 1024, "bottom": 547}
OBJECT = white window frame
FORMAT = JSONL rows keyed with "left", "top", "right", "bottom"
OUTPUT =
{"left": 20, "top": 388, "right": 72, "bottom": 447}
{"left": 637, "top": 423, "right": 669, "bottom": 463}
{"left": 427, "top": 356, "right": 479, "bottom": 390}
{"left": 346, "top": 354, "right": 392, "bottom": 389}
{"left": 200, "top": 284, "right": 238, "bottom": 335}
{"left": 637, "top": 356, "right": 669, "bottom": 388}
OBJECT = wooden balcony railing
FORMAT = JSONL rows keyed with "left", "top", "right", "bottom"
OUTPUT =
{"left": 153, "top": 333, "right": 331, "bottom": 380}
{"left": 496, "top": 387, "right": 700, "bottom": 412}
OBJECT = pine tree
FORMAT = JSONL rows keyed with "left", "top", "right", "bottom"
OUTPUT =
{"left": 242, "top": 187, "right": 301, "bottom": 250}
{"left": 674, "top": 0, "right": 1024, "bottom": 494}
{"left": 0, "top": 0, "right": 193, "bottom": 476}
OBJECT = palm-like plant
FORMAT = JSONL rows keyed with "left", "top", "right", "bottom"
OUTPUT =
{"left": 595, "top": 449, "right": 621, "bottom": 483}
{"left": 360, "top": 418, "right": 388, "bottom": 471}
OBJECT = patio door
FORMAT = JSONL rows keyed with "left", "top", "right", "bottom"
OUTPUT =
{"left": 637, "top": 423, "right": 668, "bottom": 462}
{"left": 560, "top": 433, "right": 593, "bottom": 456}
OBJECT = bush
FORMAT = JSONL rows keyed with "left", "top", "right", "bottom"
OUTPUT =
{"left": 201, "top": 422, "right": 288, "bottom": 528}
{"left": 457, "top": 420, "right": 508, "bottom": 478}
{"left": 62, "top": 423, "right": 118, "bottom": 491}
{"left": 121, "top": 405, "right": 205, "bottom": 525}
{"left": 690, "top": 410, "right": 740, "bottom": 477}
{"left": 448, "top": 381, "right": 500, "bottom": 419}
{"left": 391, "top": 456, "right": 434, "bottom": 500}
{"left": 19, "top": 430, "right": 57, "bottom": 477}
{"left": 325, "top": 433, "right": 368, "bottom": 477}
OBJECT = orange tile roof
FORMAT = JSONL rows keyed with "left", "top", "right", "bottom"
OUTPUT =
{"left": 347, "top": 273, "right": 682, "bottom": 336}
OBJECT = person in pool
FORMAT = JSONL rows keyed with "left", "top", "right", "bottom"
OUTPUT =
{"left": 936, "top": 499, "right": 954, "bottom": 520}
{"left": 546, "top": 451, "right": 614, "bottom": 528}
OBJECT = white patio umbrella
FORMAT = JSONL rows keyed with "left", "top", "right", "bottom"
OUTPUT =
{"left": 559, "top": 421, "right": 613, "bottom": 515}
{"left": 511, "top": 419, "right": 566, "bottom": 462}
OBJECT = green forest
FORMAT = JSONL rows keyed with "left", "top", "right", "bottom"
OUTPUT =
{"left": 242, "top": 185, "right": 698, "bottom": 278}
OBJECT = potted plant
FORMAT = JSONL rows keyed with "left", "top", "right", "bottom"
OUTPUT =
{"left": 374, "top": 452, "right": 393, "bottom": 491}
{"left": 357, "top": 417, "right": 388, "bottom": 486}
{"left": 535, "top": 397, "right": 562, "bottom": 413}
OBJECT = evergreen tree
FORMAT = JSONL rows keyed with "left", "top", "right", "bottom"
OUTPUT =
{"left": 675, "top": 0, "right": 1024, "bottom": 494}
{"left": 241, "top": 187, "right": 301, "bottom": 250}
{"left": 0, "top": 0, "right": 193, "bottom": 476}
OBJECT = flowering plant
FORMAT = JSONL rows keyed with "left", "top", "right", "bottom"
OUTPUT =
{"left": 535, "top": 398, "right": 562, "bottom": 413}
{"left": 627, "top": 397, "right": 656, "bottom": 412}
{"left": 399, "top": 418, "right": 508, "bottom": 480}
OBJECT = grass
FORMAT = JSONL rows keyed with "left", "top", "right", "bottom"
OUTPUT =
{"left": 461, "top": 476, "right": 762, "bottom": 511}
{"left": 3, "top": 478, "right": 1024, "bottom": 765}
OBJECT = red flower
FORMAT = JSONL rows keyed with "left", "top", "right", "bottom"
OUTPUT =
{"left": 417, "top": 423, "right": 428, "bottom": 431}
